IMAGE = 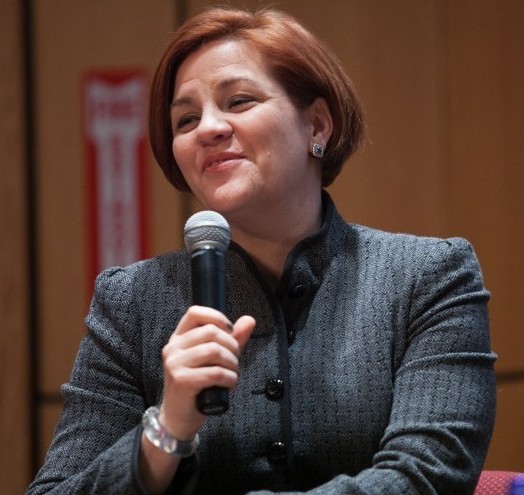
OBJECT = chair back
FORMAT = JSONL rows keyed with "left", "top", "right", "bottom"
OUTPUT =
{"left": 474, "top": 471, "right": 524, "bottom": 495}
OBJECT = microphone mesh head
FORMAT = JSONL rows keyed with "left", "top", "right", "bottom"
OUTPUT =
{"left": 184, "top": 211, "right": 231, "bottom": 253}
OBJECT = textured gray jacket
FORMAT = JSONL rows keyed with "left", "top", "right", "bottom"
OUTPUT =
{"left": 28, "top": 195, "right": 496, "bottom": 494}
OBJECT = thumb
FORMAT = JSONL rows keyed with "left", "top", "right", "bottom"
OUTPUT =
{"left": 232, "top": 315, "right": 256, "bottom": 350}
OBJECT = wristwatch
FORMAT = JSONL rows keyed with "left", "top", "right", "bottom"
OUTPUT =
{"left": 142, "top": 406, "right": 200, "bottom": 457}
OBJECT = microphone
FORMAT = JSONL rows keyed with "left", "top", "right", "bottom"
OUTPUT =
{"left": 184, "top": 210, "right": 231, "bottom": 415}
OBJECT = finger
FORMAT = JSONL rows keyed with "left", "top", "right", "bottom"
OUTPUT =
{"left": 166, "top": 363, "right": 240, "bottom": 393}
{"left": 165, "top": 340, "right": 240, "bottom": 372}
{"left": 166, "top": 323, "right": 241, "bottom": 358}
{"left": 172, "top": 305, "right": 233, "bottom": 337}
{"left": 232, "top": 315, "right": 256, "bottom": 350}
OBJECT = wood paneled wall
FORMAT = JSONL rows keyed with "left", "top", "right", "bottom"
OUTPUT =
{"left": 30, "top": 0, "right": 181, "bottom": 476}
{"left": 444, "top": 0, "right": 524, "bottom": 468}
{"left": 0, "top": 1, "right": 31, "bottom": 492}
{"left": 2, "top": 0, "right": 522, "bottom": 491}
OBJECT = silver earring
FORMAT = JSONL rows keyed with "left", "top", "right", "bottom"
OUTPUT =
{"left": 312, "top": 143, "right": 324, "bottom": 158}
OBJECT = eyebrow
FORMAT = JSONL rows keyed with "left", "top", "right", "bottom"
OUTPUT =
{"left": 171, "top": 76, "right": 262, "bottom": 107}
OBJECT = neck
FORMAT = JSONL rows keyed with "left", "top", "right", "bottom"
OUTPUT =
{"left": 230, "top": 196, "right": 323, "bottom": 286}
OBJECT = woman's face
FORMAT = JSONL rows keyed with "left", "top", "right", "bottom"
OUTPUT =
{"left": 171, "top": 39, "right": 325, "bottom": 224}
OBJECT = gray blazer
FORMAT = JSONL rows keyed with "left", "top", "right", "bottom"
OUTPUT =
{"left": 28, "top": 194, "right": 496, "bottom": 494}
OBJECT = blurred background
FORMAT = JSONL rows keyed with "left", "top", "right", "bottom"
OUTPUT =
{"left": 1, "top": 0, "right": 523, "bottom": 491}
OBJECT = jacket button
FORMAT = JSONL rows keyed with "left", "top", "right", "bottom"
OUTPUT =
{"left": 265, "top": 378, "right": 284, "bottom": 401}
{"left": 288, "top": 283, "right": 308, "bottom": 299}
{"left": 266, "top": 441, "right": 286, "bottom": 464}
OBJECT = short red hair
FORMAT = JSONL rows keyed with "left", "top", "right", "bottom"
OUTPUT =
{"left": 149, "top": 6, "right": 365, "bottom": 192}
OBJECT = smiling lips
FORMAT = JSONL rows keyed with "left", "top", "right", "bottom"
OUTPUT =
{"left": 202, "top": 152, "right": 244, "bottom": 171}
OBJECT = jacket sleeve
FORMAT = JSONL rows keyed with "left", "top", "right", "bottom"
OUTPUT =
{"left": 248, "top": 238, "right": 497, "bottom": 495}
{"left": 26, "top": 263, "right": 199, "bottom": 495}
{"left": 27, "top": 266, "right": 150, "bottom": 494}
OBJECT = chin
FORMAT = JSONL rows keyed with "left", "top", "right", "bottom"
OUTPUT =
{"left": 200, "top": 187, "right": 254, "bottom": 215}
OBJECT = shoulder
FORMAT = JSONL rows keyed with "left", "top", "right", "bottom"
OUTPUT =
{"left": 86, "top": 251, "right": 191, "bottom": 343}
{"left": 339, "top": 224, "right": 488, "bottom": 306}
{"left": 89, "top": 250, "right": 191, "bottom": 317}
{"left": 327, "top": 195, "right": 481, "bottom": 275}
{"left": 350, "top": 222, "right": 470, "bottom": 251}
{"left": 349, "top": 224, "right": 481, "bottom": 273}
{"left": 93, "top": 250, "right": 188, "bottom": 291}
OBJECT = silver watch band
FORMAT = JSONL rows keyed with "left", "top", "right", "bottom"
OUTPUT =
{"left": 142, "top": 406, "right": 200, "bottom": 457}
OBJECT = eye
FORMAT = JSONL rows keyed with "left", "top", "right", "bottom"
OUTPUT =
{"left": 174, "top": 113, "right": 200, "bottom": 132}
{"left": 229, "top": 95, "right": 256, "bottom": 109}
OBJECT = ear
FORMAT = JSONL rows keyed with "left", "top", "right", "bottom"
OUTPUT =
{"left": 307, "top": 97, "right": 333, "bottom": 150}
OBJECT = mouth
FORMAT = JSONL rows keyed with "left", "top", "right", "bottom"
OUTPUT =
{"left": 202, "top": 152, "right": 244, "bottom": 172}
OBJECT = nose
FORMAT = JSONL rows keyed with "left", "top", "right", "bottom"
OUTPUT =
{"left": 196, "top": 107, "right": 233, "bottom": 144}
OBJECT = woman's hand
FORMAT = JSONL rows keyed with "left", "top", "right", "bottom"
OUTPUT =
{"left": 159, "top": 306, "right": 256, "bottom": 441}
{"left": 139, "top": 306, "right": 255, "bottom": 494}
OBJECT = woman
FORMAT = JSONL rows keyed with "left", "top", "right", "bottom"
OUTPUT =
{"left": 28, "top": 7, "right": 496, "bottom": 495}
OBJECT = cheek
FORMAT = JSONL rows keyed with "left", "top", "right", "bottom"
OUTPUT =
{"left": 172, "top": 137, "right": 193, "bottom": 173}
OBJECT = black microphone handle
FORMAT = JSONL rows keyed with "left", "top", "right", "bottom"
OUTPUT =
{"left": 191, "top": 248, "right": 229, "bottom": 415}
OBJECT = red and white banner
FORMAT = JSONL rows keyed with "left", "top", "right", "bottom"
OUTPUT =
{"left": 83, "top": 70, "right": 149, "bottom": 283}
